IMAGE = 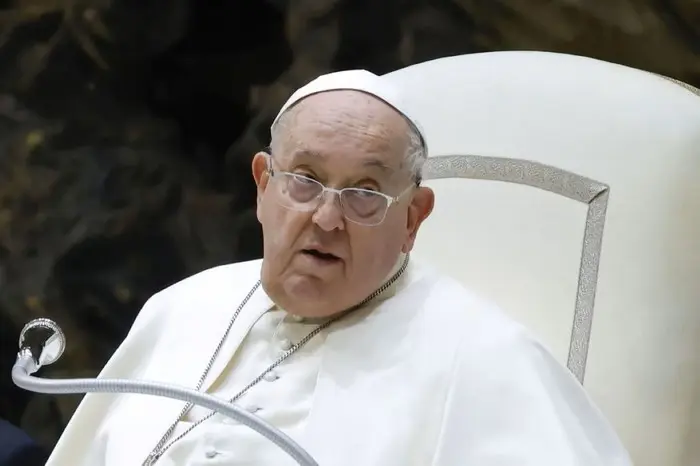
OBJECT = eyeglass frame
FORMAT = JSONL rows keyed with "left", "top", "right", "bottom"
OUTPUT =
{"left": 263, "top": 154, "right": 419, "bottom": 227}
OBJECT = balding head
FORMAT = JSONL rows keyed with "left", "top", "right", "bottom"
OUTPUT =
{"left": 271, "top": 90, "right": 426, "bottom": 183}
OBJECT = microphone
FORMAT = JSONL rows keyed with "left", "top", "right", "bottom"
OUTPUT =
{"left": 12, "top": 318, "right": 319, "bottom": 466}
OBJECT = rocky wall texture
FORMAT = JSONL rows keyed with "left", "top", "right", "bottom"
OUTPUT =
{"left": 0, "top": 0, "right": 698, "bottom": 449}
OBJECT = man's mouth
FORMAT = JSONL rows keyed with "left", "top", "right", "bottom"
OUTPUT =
{"left": 301, "top": 248, "right": 341, "bottom": 262}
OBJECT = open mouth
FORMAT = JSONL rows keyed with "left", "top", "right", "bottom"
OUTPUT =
{"left": 301, "top": 249, "right": 341, "bottom": 262}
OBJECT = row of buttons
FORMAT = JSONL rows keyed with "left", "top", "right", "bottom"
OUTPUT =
{"left": 279, "top": 338, "right": 293, "bottom": 351}
{"left": 231, "top": 361, "right": 284, "bottom": 421}
{"left": 201, "top": 314, "right": 301, "bottom": 460}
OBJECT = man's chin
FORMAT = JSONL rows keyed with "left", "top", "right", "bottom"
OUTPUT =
{"left": 279, "top": 275, "right": 346, "bottom": 317}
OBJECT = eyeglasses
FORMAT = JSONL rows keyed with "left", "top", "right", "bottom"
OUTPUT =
{"left": 267, "top": 167, "right": 414, "bottom": 226}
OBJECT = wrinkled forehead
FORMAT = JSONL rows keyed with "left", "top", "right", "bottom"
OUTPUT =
{"left": 273, "top": 91, "right": 413, "bottom": 168}
{"left": 280, "top": 90, "right": 410, "bottom": 137}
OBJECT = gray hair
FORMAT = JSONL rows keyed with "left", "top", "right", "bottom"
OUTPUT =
{"left": 404, "top": 122, "right": 427, "bottom": 183}
{"left": 270, "top": 110, "right": 427, "bottom": 183}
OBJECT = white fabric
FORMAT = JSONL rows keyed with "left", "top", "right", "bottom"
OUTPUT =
{"left": 382, "top": 51, "right": 700, "bottom": 466}
{"left": 157, "top": 256, "right": 409, "bottom": 464}
{"left": 159, "top": 309, "right": 325, "bottom": 465}
{"left": 271, "top": 69, "right": 426, "bottom": 151}
{"left": 46, "top": 258, "right": 631, "bottom": 466}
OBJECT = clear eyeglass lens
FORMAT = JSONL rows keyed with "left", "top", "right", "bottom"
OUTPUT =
{"left": 273, "top": 172, "right": 390, "bottom": 225}
{"left": 340, "top": 189, "right": 388, "bottom": 224}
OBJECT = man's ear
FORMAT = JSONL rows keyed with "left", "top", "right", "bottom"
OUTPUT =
{"left": 252, "top": 151, "right": 270, "bottom": 196}
{"left": 402, "top": 187, "right": 434, "bottom": 254}
{"left": 252, "top": 152, "right": 271, "bottom": 223}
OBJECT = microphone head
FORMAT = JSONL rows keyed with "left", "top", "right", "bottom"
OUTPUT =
{"left": 18, "top": 318, "right": 66, "bottom": 369}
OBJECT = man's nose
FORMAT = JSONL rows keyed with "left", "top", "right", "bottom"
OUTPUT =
{"left": 311, "top": 191, "right": 345, "bottom": 231}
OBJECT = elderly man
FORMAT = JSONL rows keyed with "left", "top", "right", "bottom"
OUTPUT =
{"left": 46, "top": 70, "right": 632, "bottom": 466}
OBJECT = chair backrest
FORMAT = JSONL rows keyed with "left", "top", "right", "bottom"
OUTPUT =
{"left": 384, "top": 51, "right": 700, "bottom": 466}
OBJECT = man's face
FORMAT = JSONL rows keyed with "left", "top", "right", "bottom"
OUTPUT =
{"left": 252, "top": 90, "right": 434, "bottom": 317}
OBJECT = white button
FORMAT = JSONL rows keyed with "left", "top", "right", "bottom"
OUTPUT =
{"left": 263, "top": 370, "right": 279, "bottom": 382}
{"left": 290, "top": 314, "right": 305, "bottom": 322}
{"left": 279, "top": 338, "right": 293, "bottom": 351}
{"left": 246, "top": 404, "right": 261, "bottom": 414}
{"left": 204, "top": 449, "right": 219, "bottom": 458}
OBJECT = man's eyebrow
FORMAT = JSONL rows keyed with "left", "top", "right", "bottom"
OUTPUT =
{"left": 290, "top": 149, "right": 322, "bottom": 160}
{"left": 363, "top": 158, "right": 394, "bottom": 172}
{"left": 290, "top": 149, "right": 395, "bottom": 172}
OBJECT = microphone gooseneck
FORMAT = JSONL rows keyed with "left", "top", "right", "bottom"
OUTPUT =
{"left": 12, "top": 318, "right": 319, "bottom": 466}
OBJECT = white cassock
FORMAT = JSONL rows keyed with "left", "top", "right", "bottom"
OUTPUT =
{"left": 46, "top": 256, "right": 632, "bottom": 466}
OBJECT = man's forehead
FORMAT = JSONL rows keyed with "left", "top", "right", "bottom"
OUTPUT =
{"left": 275, "top": 92, "right": 409, "bottom": 160}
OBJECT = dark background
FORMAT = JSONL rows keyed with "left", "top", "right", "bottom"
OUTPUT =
{"left": 0, "top": 0, "right": 698, "bottom": 450}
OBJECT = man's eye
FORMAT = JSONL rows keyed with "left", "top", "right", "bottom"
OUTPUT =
{"left": 294, "top": 174, "right": 317, "bottom": 182}
{"left": 357, "top": 191, "right": 377, "bottom": 198}
{"left": 353, "top": 184, "right": 381, "bottom": 194}
{"left": 350, "top": 188, "right": 381, "bottom": 198}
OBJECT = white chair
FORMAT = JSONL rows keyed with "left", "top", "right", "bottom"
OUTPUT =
{"left": 384, "top": 51, "right": 700, "bottom": 466}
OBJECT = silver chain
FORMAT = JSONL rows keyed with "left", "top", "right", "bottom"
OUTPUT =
{"left": 143, "top": 255, "right": 409, "bottom": 465}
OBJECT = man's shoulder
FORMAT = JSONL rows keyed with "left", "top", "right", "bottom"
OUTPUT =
{"left": 124, "top": 259, "right": 264, "bottom": 338}
{"left": 158, "top": 258, "right": 263, "bottom": 300}
{"left": 411, "top": 262, "right": 521, "bottom": 331}
{"left": 411, "top": 265, "right": 572, "bottom": 381}
{"left": 419, "top": 266, "right": 582, "bottom": 384}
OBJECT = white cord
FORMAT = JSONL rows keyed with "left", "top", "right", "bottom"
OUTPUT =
{"left": 12, "top": 354, "right": 319, "bottom": 466}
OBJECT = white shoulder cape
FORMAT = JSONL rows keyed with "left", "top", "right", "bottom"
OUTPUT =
{"left": 46, "top": 258, "right": 632, "bottom": 466}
